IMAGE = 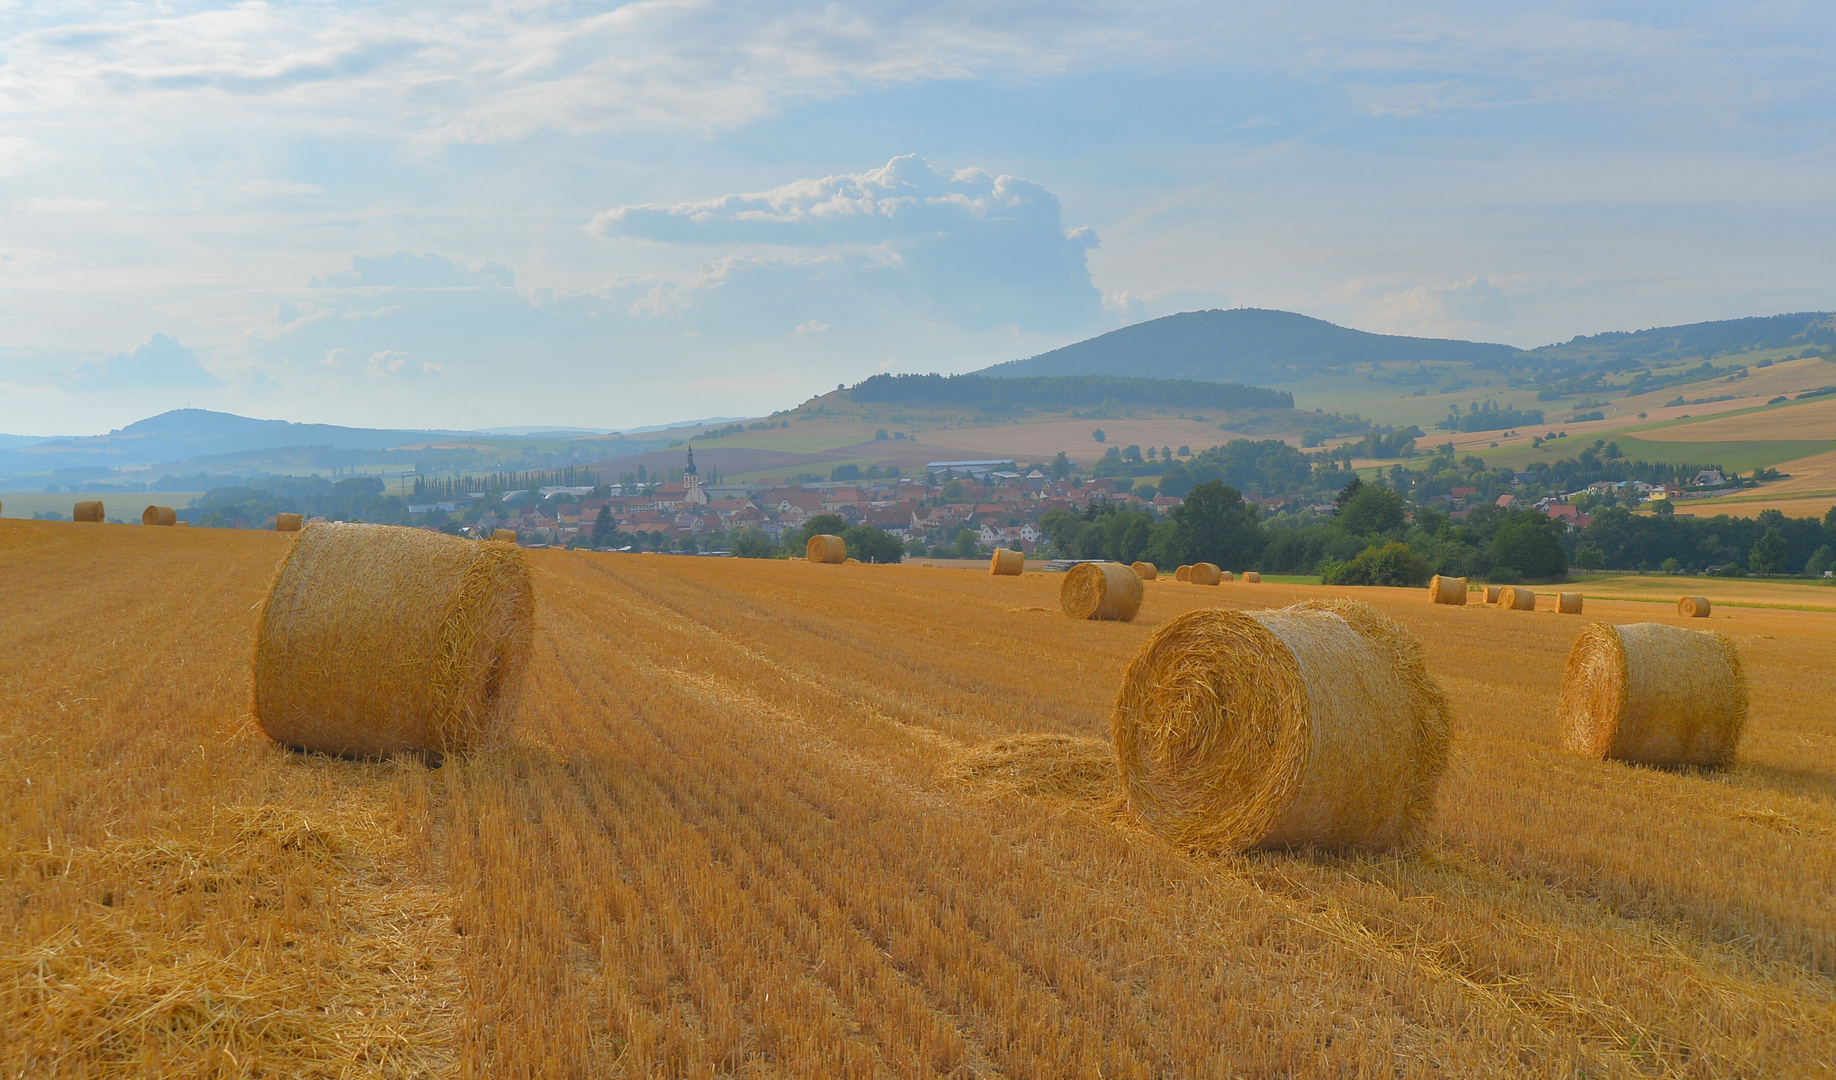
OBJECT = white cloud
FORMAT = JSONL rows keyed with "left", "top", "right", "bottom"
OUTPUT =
{"left": 1341, "top": 277, "right": 1515, "bottom": 339}
{"left": 794, "top": 319, "right": 828, "bottom": 335}
{"left": 364, "top": 350, "right": 440, "bottom": 379}
{"left": 311, "top": 251, "right": 515, "bottom": 289}
{"left": 64, "top": 333, "right": 218, "bottom": 392}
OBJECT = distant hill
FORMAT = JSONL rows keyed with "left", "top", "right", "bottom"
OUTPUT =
{"left": 845, "top": 373, "right": 1291, "bottom": 411}
{"left": 975, "top": 309, "right": 1522, "bottom": 382}
{"left": 0, "top": 409, "right": 480, "bottom": 478}
{"left": 1530, "top": 312, "right": 1834, "bottom": 366}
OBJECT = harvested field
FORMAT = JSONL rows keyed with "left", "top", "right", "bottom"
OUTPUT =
{"left": 4, "top": 518, "right": 1836, "bottom": 1077}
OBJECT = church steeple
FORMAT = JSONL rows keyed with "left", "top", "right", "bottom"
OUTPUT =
{"left": 685, "top": 446, "right": 697, "bottom": 476}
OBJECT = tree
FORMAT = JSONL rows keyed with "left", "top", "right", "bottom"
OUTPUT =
{"left": 591, "top": 506, "right": 616, "bottom": 546}
{"left": 842, "top": 524, "right": 905, "bottom": 564}
{"left": 941, "top": 478, "right": 966, "bottom": 502}
{"left": 952, "top": 529, "right": 979, "bottom": 558}
{"left": 1051, "top": 451, "right": 1071, "bottom": 480}
{"left": 1333, "top": 476, "right": 1364, "bottom": 513}
{"left": 831, "top": 463, "right": 862, "bottom": 481}
{"left": 1652, "top": 497, "right": 1675, "bottom": 517}
{"left": 1806, "top": 545, "right": 1835, "bottom": 577}
{"left": 790, "top": 513, "right": 848, "bottom": 557}
{"left": 1092, "top": 429, "right": 1106, "bottom": 443}
{"left": 1166, "top": 481, "right": 1264, "bottom": 569}
{"left": 1337, "top": 483, "right": 1407, "bottom": 535}
{"left": 1490, "top": 515, "right": 1568, "bottom": 579}
{"left": 1749, "top": 527, "right": 1789, "bottom": 576}
{"left": 732, "top": 527, "right": 776, "bottom": 558}
{"left": 1320, "top": 542, "right": 1433, "bottom": 587}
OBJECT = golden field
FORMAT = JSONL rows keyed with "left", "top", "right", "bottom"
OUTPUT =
{"left": 3, "top": 519, "right": 1835, "bottom": 1078}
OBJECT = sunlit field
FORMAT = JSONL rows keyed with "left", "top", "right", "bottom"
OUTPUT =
{"left": 4, "top": 519, "right": 1835, "bottom": 1077}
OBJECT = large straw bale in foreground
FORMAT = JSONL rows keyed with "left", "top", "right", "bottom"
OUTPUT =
{"left": 73, "top": 500, "right": 104, "bottom": 523}
{"left": 1189, "top": 562, "right": 1222, "bottom": 586}
{"left": 1498, "top": 586, "right": 1536, "bottom": 611}
{"left": 806, "top": 534, "right": 847, "bottom": 563}
{"left": 1131, "top": 560, "right": 1157, "bottom": 580}
{"left": 1060, "top": 562, "right": 1144, "bottom": 622}
{"left": 1559, "top": 592, "right": 1583, "bottom": 614}
{"left": 275, "top": 512, "right": 302, "bottom": 532}
{"left": 253, "top": 523, "right": 534, "bottom": 758}
{"left": 1174, "top": 565, "right": 1191, "bottom": 582}
{"left": 141, "top": 505, "right": 177, "bottom": 527}
{"left": 1558, "top": 622, "right": 1746, "bottom": 767}
{"left": 1428, "top": 575, "right": 1467, "bottom": 605}
{"left": 1678, "top": 595, "right": 1711, "bottom": 618}
{"left": 990, "top": 548, "right": 1025, "bottom": 576}
{"left": 1113, "top": 599, "right": 1450, "bottom": 852}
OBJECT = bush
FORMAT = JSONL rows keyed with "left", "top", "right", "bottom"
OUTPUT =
{"left": 732, "top": 527, "right": 776, "bottom": 559}
{"left": 841, "top": 524, "right": 905, "bottom": 564}
{"left": 1320, "top": 542, "right": 1433, "bottom": 587}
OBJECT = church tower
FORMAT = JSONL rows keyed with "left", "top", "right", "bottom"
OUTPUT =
{"left": 684, "top": 446, "right": 706, "bottom": 504}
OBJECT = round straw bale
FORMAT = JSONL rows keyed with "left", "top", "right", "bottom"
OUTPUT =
{"left": 1678, "top": 595, "right": 1711, "bottom": 618}
{"left": 141, "top": 505, "right": 177, "bottom": 527}
{"left": 806, "top": 533, "right": 847, "bottom": 563}
{"left": 275, "top": 512, "right": 303, "bottom": 532}
{"left": 1558, "top": 592, "right": 1583, "bottom": 614}
{"left": 1498, "top": 586, "right": 1536, "bottom": 611}
{"left": 1113, "top": 599, "right": 1450, "bottom": 852}
{"left": 1484, "top": 585, "right": 1502, "bottom": 604}
{"left": 1428, "top": 575, "right": 1467, "bottom": 605}
{"left": 73, "top": 500, "right": 104, "bottom": 523}
{"left": 1558, "top": 622, "right": 1746, "bottom": 767}
{"left": 1189, "top": 562, "right": 1222, "bottom": 586}
{"left": 1131, "top": 560, "right": 1157, "bottom": 580}
{"left": 1243, "top": 571, "right": 1261, "bottom": 583}
{"left": 1220, "top": 570, "right": 1236, "bottom": 582}
{"left": 843, "top": 557, "right": 861, "bottom": 564}
{"left": 1174, "top": 565, "right": 1191, "bottom": 582}
{"left": 1060, "top": 562, "right": 1145, "bottom": 622}
{"left": 990, "top": 548, "right": 1025, "bottom": 576}
{"left": 492, "top": 528, "right": 517, "bottom": 542}
{"left": 253, "top": 523, "right": 534, "bottom": 758}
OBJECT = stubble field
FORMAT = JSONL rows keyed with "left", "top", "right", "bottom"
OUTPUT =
{"left": 3, "top": 519, "right": 1834, "bottom": 1078}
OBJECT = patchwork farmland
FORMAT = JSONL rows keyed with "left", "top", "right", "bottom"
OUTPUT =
{"left": 4, "top": 519, "right": 1835, "bottom": 1078}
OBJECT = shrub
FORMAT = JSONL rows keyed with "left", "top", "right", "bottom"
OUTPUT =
{"left": 1320, "top": 543, "right": 1433, "bottom": 587}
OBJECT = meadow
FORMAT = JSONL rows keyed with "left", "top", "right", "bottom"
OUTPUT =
{"left": 3, "top": 519, "right": 1834, "bottom": 1078}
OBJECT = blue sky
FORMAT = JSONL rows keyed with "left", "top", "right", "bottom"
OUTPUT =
{"left": 1, "top": 1, "right": 1832, "bottom": 433}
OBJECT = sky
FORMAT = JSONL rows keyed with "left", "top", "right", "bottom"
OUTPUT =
{"left": 1, "top": 1, "right": 1833, "bottom": 435}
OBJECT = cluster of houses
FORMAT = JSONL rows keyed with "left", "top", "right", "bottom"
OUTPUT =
{"left": 448, "top": 454, "right": 1186, "bottom": 550}
{"left": 1416, "top": 472, "right": 1725, "bottom": 533}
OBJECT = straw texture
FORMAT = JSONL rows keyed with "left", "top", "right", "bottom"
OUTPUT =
{"left": 1498, "top": 586, "right": 1536, "bottom": 611}
{"left": 1189, "top": 562, "right": 1222, "bottom": 586}
{"left": 806, "top": 534, "right": 847, "bottom": 563}
{"left": 252, "top": 523, "right": 534, "bottom": 758}
{"left": 1112, "top": 599, "right": 1451, "bottom": 852}
{"left": 1243, "top": 572, "right": 1260, "bottom": 583}
{"left": 493, "top": 528, "right": 517, "bottom": 542}
{"left": 73, "top": 501, "right": 104, "bottom": 523}
{"left": 1558, "top": 622, "right": 1747, "bottom": 767}
{"left": 275, "top": 513, "right": 302, "bottom": 532}
{"left": 1484, "top": 585, "right": 1502, "bottom": 604}
{"left": 141, "top": 506, "right": 177, "bottom": 527}
{"left": 1428, "top": 575, "right": 1467, "bottom": 605}
{"left": 1678, "top": 595, "right": 1711, "bottom": 618}
{"left": 1174, "top": 565, "right": 1191, "bottom": 582}
{"left": 990, "top": 548, "right": 1025, "bottom": 576}
{"left": 1059, "top": 562, "right": 1145, "bottom": 622}
{"left": 1131, "top": 561, "right": 1158, "bottom": 580}
{"left": 1559, "top": 592, "right": 1584, "bottom": 614}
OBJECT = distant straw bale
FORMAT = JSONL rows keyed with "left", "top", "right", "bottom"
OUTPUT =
{"left": 492, "top": 528, "right": 517, "bottom": 543}
{"left": 1174, "top": 565, "right": 1191, "bottom": 582}
{"left": 1678, "top": 595, "right": 1711, "bottom": 618}
{"left": 806, "top": 534, "right": 847, "bottom": 563}
{"left": 1559, "top": 592, "right": 1584, "bottom": 614}
{"left": 1428, "top": 575, "right": 1467, "bottom": 605}
{"left": 1243, "top": 571, "right": 1261, "bottom": 583}
{"left": 844, "top": 557, "right": 861, "bottom": 565}
{"left": 1113, "top": 599, "right": 1450, "bottom": 852}
{"left": 141, "top": 505, "right": 177, "bottom": 527}
{"left": 1220, "top": 570, "right": 1236, "bottom": 582}
{"left": 1484, "top": 585, "right": 1502, "bottom": 604}
{"left": 1189, "top": 562, "right": 1222, "bottom": 586}
{"left": 1131, "top": 561, "right": 1157, "bottom": 580}
{"left": 1060, "top": 562, "right": 1144, "bottom": 622}
{"left": 73, "top": 500, "right": 104, "bottom": 523}
{"left": 990, "top": 548, "right": 1025, "bottom": 576}
{"left": 253, "top": 523, "right": 534, "bottom": 758}
{"left": 275, "top": 513, "right": 302, "bottom": 532}
{"left": 1498, "top": 586, "right": 1536, "bottom": 611}
{"left": 1559, "top": 622, "right": 1747, "bottom": 767}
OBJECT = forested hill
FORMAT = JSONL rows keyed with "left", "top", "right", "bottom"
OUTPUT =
{"left": 845, "top": 373, "right": 1292, "bottom": 411}
{"left": 975, "top": 309, "right": 1521, "bottom": 381}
